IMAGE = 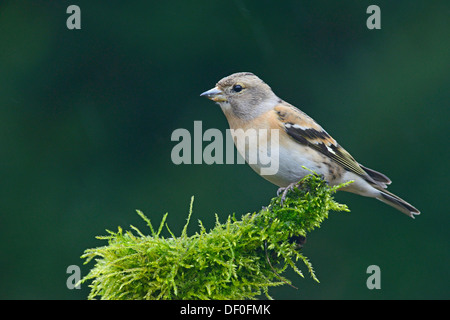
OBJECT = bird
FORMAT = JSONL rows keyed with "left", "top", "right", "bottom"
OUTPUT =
{"left": 200, "top": 72, "right": 420, "bottom": 218}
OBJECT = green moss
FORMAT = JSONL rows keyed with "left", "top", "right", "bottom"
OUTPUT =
{"left": 80, "top": 173, "right": 351, "bottom": 300}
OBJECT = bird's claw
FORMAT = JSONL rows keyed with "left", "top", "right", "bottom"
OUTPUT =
{"left": 278, "top": 182, "right": 299, "bottom": 206}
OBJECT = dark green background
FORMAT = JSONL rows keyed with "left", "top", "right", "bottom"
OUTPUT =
{"left": 1, "top": 0, "right": 448, "bottom": 299}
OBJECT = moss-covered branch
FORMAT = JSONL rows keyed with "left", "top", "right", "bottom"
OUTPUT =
{"left": 80, "top": 173, "right": 351, "bottom": 300}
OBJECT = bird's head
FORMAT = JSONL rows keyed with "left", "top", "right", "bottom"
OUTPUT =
{"left": 201, "top": 72, "right": 279, "bottom": 121}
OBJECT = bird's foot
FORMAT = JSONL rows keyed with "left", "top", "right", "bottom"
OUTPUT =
{"left": 277, "top": 181, "right": 299, "bottom": 206}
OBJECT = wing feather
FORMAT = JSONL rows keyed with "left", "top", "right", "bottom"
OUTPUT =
{"left": 274, "top": 104, "right": 368, "bottom": 178}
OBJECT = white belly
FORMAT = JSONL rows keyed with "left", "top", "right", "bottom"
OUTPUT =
{"left": 233, "top": 131, "right": 332, "bottom": 188}
{"left": 256, "top": 142, "right": 329, "bottom": 187}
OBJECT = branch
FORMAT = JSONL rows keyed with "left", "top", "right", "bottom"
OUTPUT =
{"left": 80, "top": 173, "right": 351, "bottom": 300}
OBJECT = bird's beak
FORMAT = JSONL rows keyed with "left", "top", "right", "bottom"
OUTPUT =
{"left": 200, "top": 87, "right": 226, "bottom": 102}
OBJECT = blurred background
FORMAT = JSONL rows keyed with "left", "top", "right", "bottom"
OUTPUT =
{"left": 0, "top": 0, "right": 448, "bottom": 299}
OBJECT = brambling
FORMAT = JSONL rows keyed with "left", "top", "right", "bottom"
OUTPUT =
{"left": 201, "top": 72, "right": 420, "bottom": 218}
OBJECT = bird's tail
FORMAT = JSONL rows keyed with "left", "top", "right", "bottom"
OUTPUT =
{"left": 376, "top": 189, "right": 420, "bottom": 219}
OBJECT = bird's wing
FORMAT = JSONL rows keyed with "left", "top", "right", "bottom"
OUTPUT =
{"left": 274, "top": 103, "right": 369, "bottom": 178}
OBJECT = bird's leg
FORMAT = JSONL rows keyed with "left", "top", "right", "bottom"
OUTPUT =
{"left": 277, "top": 181, "right": 299, "bottom": 206}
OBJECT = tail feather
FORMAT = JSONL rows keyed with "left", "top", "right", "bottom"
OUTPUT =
{"left": 376, "top": 189, "right": 420, "bottom": 219}
{"left": 360, "top": 164, "right": 392, "bottom": 188}
{"left": 358, "top": 164, "right": 419, "bottom": 218}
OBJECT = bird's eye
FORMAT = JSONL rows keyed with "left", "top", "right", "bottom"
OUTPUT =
{"left": 232, "top": 84, "right": 243, "bottom": 92}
